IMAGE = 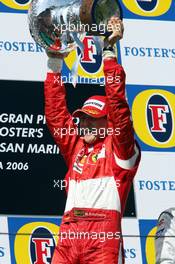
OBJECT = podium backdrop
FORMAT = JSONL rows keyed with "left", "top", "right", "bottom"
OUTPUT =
{"left": 0, "top": 0, "right": 175, "bottom": 263}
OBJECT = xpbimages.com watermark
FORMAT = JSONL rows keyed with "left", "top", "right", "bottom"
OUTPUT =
{"left": 53, "top": 22, "right": 119, "bottom": 35}
{"left": 53, "top": 74, "right": 121, "bottom": 87}
{"left": 53, "top": 177, "right": 121, "bottom": 190}
{"left": 53, "top": 126, "right": 121, "bottom": 139}
{"left": 59, "top": 230, "right": 121, "bottom": 242}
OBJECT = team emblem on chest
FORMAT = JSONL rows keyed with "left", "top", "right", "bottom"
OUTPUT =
{"left": 73, "top": 145, "right": 106, "bottom": 174}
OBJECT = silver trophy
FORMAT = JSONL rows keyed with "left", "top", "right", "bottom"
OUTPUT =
{"left": 28, "top": 0, "right": 121, "bottom": 54}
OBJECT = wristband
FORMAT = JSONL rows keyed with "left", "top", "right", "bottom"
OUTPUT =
{"left": 102, "top": 49, "right": 116, "bottom": 60}
{"left": 102, "top": 40, "right": 117, "bottom": 60}
{"left": 103, "top": 46, "right": 114, "bottom": 52}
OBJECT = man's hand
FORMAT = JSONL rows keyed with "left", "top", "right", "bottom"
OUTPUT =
{"left": 46, "top": 42, "right": 76, "bottom": 59}
{"left": 106, "top": 17, "right": 124, "bottom": 47}
{"left": 46, "top": 48, "right": 71, "bottom": 73}
{"left": 46, "top": 50, "right": 70, "bottom": 73}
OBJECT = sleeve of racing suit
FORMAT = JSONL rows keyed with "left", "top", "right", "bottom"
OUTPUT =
{"left": 155, "top": 208, "right": 175, "bottom": 263}
{"left": 103, "top": 58, "right": 139, "bottom": 169}
{"left": 44, "top": 71, "right": 78, "bottom": 165}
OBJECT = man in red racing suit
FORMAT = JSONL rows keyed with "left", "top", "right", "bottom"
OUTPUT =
{"left": 45, "top": 18, "right": 141, "bottom": 264}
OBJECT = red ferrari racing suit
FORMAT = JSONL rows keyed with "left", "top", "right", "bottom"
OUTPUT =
{"left": 44, "top": 58, "right": 141, "bottom": 264}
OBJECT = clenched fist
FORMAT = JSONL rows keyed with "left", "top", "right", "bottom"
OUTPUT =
{"left": 106, "top": 17, "right": 124, "bottom": 47}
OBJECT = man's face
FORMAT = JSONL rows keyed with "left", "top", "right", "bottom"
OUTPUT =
{"left": 79, "top": 113, "right": 108, "bottom": 144}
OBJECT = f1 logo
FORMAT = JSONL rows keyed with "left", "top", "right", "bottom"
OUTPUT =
{"left": 81, "top": 36, "right": 97, "bottom": 63}
{"left": 32, "top": 238, "right": 53, "bottom": 264}
{"left": 149, "top": 104, "right": 169, "bottom": 132}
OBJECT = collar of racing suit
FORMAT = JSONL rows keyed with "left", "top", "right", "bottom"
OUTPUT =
{"left": 83, "top": 137, "right": 105, "bottom": 155}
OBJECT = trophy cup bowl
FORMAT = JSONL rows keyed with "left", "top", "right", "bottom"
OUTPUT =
{"left": 28, "top": 0, "right": 121, "bottom": 53}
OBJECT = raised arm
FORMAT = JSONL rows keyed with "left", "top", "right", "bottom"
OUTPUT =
{"left": 103, "top": 17, "right": 140, "bottom": 169}
{"left": 44, "top": 53, "right": 78, "bottom": 165}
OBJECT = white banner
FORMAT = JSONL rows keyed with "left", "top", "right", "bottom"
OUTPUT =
{"left": 134, "top": 151, "right": 175, "bottom": 219}
{"left": 0, "top": 13, "right": 47, "bottom": 81}
{"left": 120, "top": 19, "right": 175, "bottom": 86}
{"left": 122, "top": 219, "right": 142, "bottom": 264}
{"left": 0, "top": 217, "right": 11, "bottom": 264}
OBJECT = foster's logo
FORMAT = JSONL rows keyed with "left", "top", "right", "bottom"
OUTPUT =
{"left": 14, "top": 221, "right": 59, "bottom": 264}
{"left": 147, "top": 94, "right": 173, "bottom": 143}
{"left": 64, "top": 36, "right": 106, "bottom": 81}
{"left": 77, "top": 36, "right": 102, "bottom": 73}
{"left": 31, "top": 227, "right": 55, "bottom": 264}
{"left": 1, "top": 0, "right": 31, "bottom": 10}
{"left": 132, "top": 89, "right": 175, "bottom": 148}
{"left": 136, "top": 0, "right": 157, "bottom": 12}
{"left": 122, "top": 0, "right": 173, "bottom": 18}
